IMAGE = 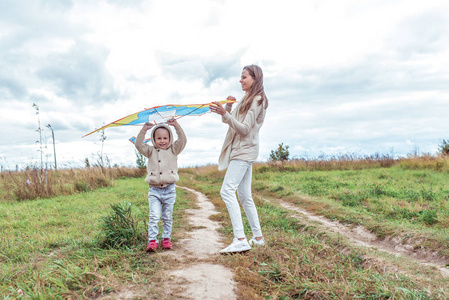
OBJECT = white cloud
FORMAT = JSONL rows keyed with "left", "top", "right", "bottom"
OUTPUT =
{"left": 1, "top": 0, "right": 449, "bottom": 170}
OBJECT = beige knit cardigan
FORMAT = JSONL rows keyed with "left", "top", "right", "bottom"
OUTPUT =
{"left": 135, "top": 124, "right": 187, "bottom": 187}
{"left": 218, "top": 96, "right": 267, "bottom": 171}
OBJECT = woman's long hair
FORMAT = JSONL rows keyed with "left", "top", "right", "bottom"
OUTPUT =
{"left": 239, "top": 64, "right": 269, "bottom": 115}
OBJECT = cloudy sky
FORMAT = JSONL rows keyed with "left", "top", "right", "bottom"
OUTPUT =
{"left": 1, "top": 0, "right": 448, "bottom": 170}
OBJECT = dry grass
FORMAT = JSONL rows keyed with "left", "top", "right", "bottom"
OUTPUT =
{"left": 0, "top": 166, "right": 146, "bottom": 201}
{"left": 256, "top": 153, "right": 449, "bottom": 172}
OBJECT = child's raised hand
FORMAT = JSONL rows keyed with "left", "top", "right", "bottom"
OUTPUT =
{"left": 142, "top": 122, "right": 154, "bottom": 131}
{"left": 166, "top": 118, "right": 178, "bottom": 127}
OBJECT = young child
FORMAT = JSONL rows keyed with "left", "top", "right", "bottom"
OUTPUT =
{"left": 135, "top": 118, "right": 187, "bottom": 252}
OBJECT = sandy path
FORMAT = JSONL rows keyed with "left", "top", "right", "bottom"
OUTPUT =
{"left": 162, "top": 186, "right": 237, "bottom": 300}
{"left": 269, "top": 197, "right": 449, "bottom": 277}
{"left": 107, "top": 186, "right": 448, "bottom": 299}
{"left": 163, "top": 186, "right": 448, "bottom": 299}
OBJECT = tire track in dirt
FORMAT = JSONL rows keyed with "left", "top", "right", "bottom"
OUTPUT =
{"left": 161, "top": 186, "right": 237, "bottom": 300}
{"left": 266, "top": 196, "right": 449, "bottom": 278}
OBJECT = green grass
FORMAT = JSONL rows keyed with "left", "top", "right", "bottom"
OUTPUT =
{"left": 179, "top": 165, "right": 449, "bottom": 299}
{"left": 261, "top": 167, "right": 449, "bottom": 218}
{"left": 0, "top": 177, "right": 195, "bottom": 298}
{"left": 2, "top": 161, "right": 449, "bottom": 299}
{"left": 250, "top": 206, "right": 430, "bottom": 298}
{"left": 252, "top": 166, "right": 449, "bottom": 254}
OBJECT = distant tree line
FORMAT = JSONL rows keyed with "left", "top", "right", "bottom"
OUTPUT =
{"left": 268, "top": 139, "right": 449, "bottom": 163}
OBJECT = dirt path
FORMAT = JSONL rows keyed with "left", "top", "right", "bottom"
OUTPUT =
{"left": 162, "top": 186, "right": 237, "bottom": 299}
{"left": 121, "top": 186, "right": 447, "bottom": 299}
{"left": 265, "top": 196, "right": 449, "bottom": 277}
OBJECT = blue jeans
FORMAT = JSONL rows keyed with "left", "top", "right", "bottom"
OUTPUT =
{"left": 148, "top": 183, "right": 176, "bottom": 241}
{"left": 220, "top": 160, "right": 262, "bottom": 239}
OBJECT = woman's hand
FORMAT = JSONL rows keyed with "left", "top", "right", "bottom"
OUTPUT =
{"left": 226, "top": 95, "right": 236, "bottom": 104}
{"left": 209, "top": 101, "right": 226, "bottom": 116}
{"left": 225, "top": 95, "right": 236, "bottom": 109}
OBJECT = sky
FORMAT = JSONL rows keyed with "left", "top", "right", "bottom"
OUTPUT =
{"left": 1, "top": 0, "right": 448, "bottom": 170}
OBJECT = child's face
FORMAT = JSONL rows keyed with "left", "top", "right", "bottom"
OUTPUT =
{"left": 154, "top": 128, "right": 170, "bottom": 149}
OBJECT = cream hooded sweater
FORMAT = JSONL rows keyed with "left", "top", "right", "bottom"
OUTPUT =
{"left": 135, "top": 124, "right": 187, "bottom": 187}
{"left": 218, "top": 95, "right": 267, "bottom": 171}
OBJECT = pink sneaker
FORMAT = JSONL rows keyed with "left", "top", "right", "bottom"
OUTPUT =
{"left": 162, "top": 238, "right": 172, "bottom": 249}
{"left": 146, "top": 240, "right": 158, "bottom": 252}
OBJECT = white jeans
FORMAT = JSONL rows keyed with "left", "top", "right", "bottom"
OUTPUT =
{"left": 220, "top": 160, "right": 262, "bottom": 239}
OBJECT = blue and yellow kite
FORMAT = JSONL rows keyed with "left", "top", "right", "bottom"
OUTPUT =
{"left": 82, "top": 99, "right": 236, "bottom": 138}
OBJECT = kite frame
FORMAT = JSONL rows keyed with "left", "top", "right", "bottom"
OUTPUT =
{"left": 82, "top": 99, "right": 236, "bottom": 138}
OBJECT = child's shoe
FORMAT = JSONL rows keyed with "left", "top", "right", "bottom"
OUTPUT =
{"left": 146, "top": 240, "right": 158, "bottom": 252}
{"left": 162, "top": 238, "right": 172, "bottom": 249}
{"left": 249, "top": 237, "right": 265, "bottom": 246}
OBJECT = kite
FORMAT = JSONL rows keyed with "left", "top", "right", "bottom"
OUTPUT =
{"left": 128, "top": 136, "right": 151, "bottom": 144}
{"left": 82, "top": 99, "right": 236, "bottom": 138}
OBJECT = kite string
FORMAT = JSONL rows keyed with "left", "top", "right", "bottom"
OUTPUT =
{"left": 172, "top": 103, "right": 207, "bottom": 120}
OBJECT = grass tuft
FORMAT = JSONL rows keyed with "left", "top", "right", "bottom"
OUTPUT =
{"left": 97, "top": 201, "right": 147, "bottom": 249}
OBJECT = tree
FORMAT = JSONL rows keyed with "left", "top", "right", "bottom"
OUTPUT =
{"left": 269, "top": 143, "right": 290, "bottom": 161}
{"left": 438, "top": 139, "right": 449, "bottom": 156}
{"left": 136, "top": 150, "right": 147, "bottom": 169}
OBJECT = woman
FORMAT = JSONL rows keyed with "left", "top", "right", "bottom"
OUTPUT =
{"left": 209, "top": 64, "right": 269, "bottom": 253}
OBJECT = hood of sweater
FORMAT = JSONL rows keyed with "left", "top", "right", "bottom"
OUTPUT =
{"left": 150, "top": 124, "right": 173, "bottom": 149}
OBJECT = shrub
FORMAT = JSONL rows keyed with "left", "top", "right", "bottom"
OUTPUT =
{"left": 438, "top": 139, "right": 449, "bottom": 156}
{"left": 97, "top": 201, "right": 146, "bottom": 249}
{"left": 269, "top": 143, "right": 290, "bottom": 161}
{"left": 136, "top": 150, "right": 147, "bottom": 169}
{"left": 74, "top": 180, "right": 89, "bottom": 192}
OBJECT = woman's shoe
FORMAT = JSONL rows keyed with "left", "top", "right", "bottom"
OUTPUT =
{"left": 220, "top": 238, "right": 251, "bottom": 253}
{"left": 249, "top": 237, "right": 265, "bottom": 246}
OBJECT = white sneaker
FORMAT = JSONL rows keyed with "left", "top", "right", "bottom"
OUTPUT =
{"left": 220, "top": 238, "right": 251, "bottom": 253}
{"left": 249, "top": 237, "right": 265, "bottom": 246}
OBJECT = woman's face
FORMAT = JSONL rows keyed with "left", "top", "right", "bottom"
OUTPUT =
{"left": 240, "top": 69, "right": 255, "bottom": 92}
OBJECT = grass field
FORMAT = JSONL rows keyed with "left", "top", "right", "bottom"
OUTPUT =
{"left": 1, "top": 156, "right": 449, "bottom": 299}
{"left": 251, "top": 164, "right": 449, "bottom": 257}
{"left": 178, "top": 157, "right": 449, "bottom": 299}
{"left": 0, "top": 177, "right": 196, "bottom": 299}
